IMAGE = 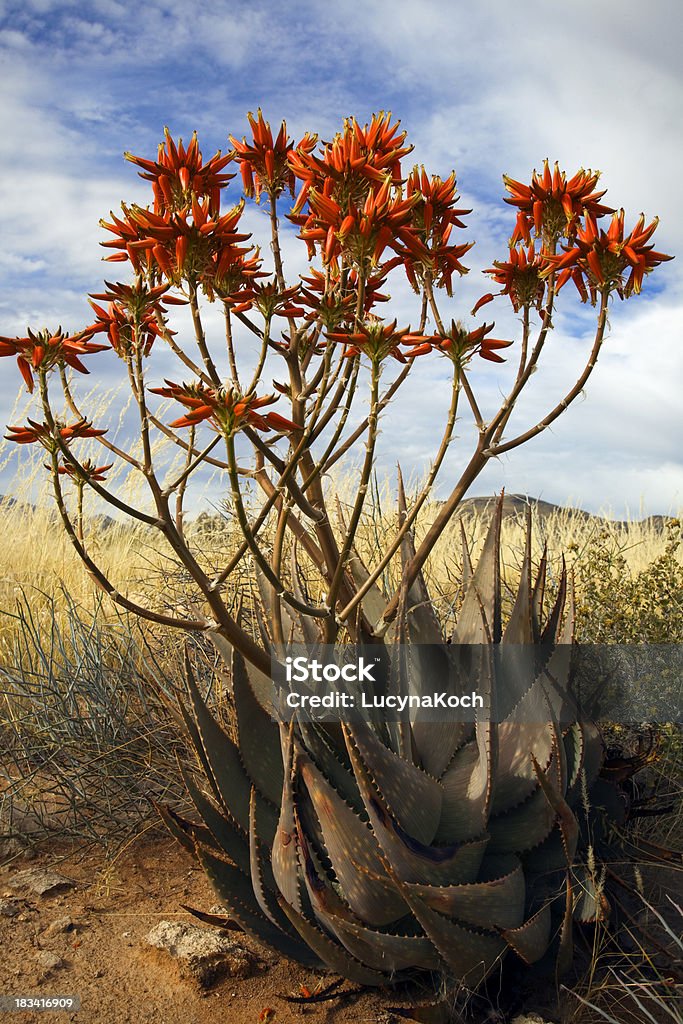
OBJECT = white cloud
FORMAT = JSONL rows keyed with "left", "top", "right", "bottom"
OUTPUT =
{"left": 0, "top": 0, "right": 680, "bottom": 515}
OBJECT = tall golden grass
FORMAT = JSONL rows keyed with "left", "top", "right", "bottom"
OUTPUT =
{"left": 1, "top": 462, "right": 681, "bottom": 666}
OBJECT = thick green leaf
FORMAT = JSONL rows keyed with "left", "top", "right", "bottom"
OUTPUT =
{"left": 277, "top": 898, "right": 388, "bottom": 986}
{"left": 502, "top": 902, "right": 552, "bottom": 964}
{"left": 185, "top": 662, "right": 277, "bottom": 843}
{"left": 297, "top": 825, "right": 440, "bottom": 973}
{"left": 491, "top": 721, "right": 554, "bottom": 816}
{"left": 348, "top": 553, "right": 390, "bottom": 628}
{"left": 298, "top": 750, "right": 407, "bottom": 925}
{"left": 249, "top": 787, "right": 281, "bottom": 922}
{"left": 403, "top": 854, "right": 525, "bottom": 931}
{"left": 451, "top": 495, "right": 502, "bottom": 645}
{"left": 488, "top": 785, "right": 557, "bottom": 854}
{"left": 437, "top": 738, "right": 489, "bottom": 842}
{"left": 271, "top": 726, "right": 304, "bottom": 914}
{"left": 210, "top": 632, "right": 273, "bottom": 711}
{"left": 503, "top": 509, "right": 533, "bottom": 644}
{"left": 153, "top": 800, "right": 218, "bottom": 857}
{"left": 397, "top": 887, "right": 506, "bottom": 988}
{"left": 531, "top": 752, "right": 578, "bottom": 865}
{"left": 345, "top": 716, "right": 443, "bottom": 844}
{"left": 232, "top": 647, "right": 283, "bottom": 806}
{"left": 345, "top": 724, "right": 489, "bottom": 885}
{"left": 180, "top": 761, "right": 251, "bottom": 876}
{"left": 329, "top": 914, "right": 441, "bottom": 973}
{"left": 530, "top": 545, "right": 547, "bottom": 642}
{"left": 196, "top": 844, "right": 320, "bottom": 967}
{"left": 298, "top": 721, "right": 364, "bottom": 812}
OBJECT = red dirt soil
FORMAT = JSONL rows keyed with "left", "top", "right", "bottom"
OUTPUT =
{"left": 0, "top": 838, "right": 400, "bottom": 1024}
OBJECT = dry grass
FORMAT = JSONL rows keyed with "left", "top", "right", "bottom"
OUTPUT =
{"left": 0, "top": 468, "right": 680, "bottom": 1022}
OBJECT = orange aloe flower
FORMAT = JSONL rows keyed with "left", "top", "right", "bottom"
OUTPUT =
{"left": 298, "top": 269, "right": 390, "bottom": 329}
{"left": 226, "top": 280, "right": 305, "bottom": 319}
{"left": 5, "top": 418, "right": 107, "bottom": 448}
{"left": 408, "top": 321, "right": 513, "bottom": 364}
{"left": 150, "top": 381, "right": 298, "bottom": 436}
{"left": 396, "top": 166, "right": 473, "bottom": 294}
{"left": 230, "top": 110, "right": 317, "bottom": 202}
{"left": 289, "top": 112, "right": 412, "bottom": 216}
{"left": 213, "top": 249, "right": 267, "bottom": 302}
{"left": 0, "top": 327, "right": 107, "bottom": 393}
{"left": 327, "top": 318, "right": 419, "bottom": 363}
{"left": 484, "top": 244, "right": 550, "bottom": 311}
{"left": 101, "top": 199, "right": 253, "bottom": 298}
{"left": 544, "top": 210, "right": 674, "bottom": 302}
{"left": 297, "top": 175, "right": 422, "bottom": 269}
{"left": 125, "top": 128, "right": 234, "bottom": 217}
{"left": 87, "top": 280, "right": 180, "bottom": 357}
{"left": 55, "top": 459, "right": 113, "bottom": 482}
{"left": 504, "top": 161, "right": 613, "bottom": 246}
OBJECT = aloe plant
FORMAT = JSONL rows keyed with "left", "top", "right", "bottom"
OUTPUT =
{"left": 3, "top": 112, "right": 676, "bottom": 992}
{"left": 161, "top": 500, "right": 663, "bottom": 988}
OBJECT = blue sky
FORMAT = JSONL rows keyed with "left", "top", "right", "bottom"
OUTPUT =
{"left": 0, "top": 0, "right": 682, "bottom": 516}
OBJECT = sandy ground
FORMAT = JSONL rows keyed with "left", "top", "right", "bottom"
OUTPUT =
{"left": 0, "top": 838, "right": 400, "bottom": 1024}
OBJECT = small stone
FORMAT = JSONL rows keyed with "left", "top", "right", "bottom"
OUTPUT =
{"left": 45, "top": 915, "right": 74, "bottom": 936}
{"left": 511, "top": 1015, "right": 555, "bottom": 1024}
{"left": 8, "top": 869, "right": 76, "bottom": 897}
{"left": 0, "top": 838, "right": 37, "bottom": 862}
{"left": 144, "top": 920, "right": 260, "bottom": 988}
{"left": 0, "top": 898, "right": 20, "bottom": 918}
{"left": 34, "top": 950, "right": 63, "bottom": 973}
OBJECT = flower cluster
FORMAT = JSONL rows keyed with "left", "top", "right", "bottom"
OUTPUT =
{"left": 230, "top": 110, "right": 317, "bottom": 202}
{"left": 504, "top": 161, "right": 612, "bottom": 247}
{"left": 327, "top": 318, "right": 421, "bottom": 363}
{"left": 5, "top": 418, "right": 107, "bottom": 449}
{"left": 125, "top": 128, "right": 234, "bottom": 217}
{"left": 398, "top": 166, "right": 473, "bottom": 294}
{"left": 483, "top": 245, "right": 548, "bottom": 313}
{"left": 87, "top": 280, "right": 183, "bottom": 358}
{"left": 55, "top": 458, "right": 113, "bottom": 483}
{"left": 479, "top": 160, "right": 672, "bottom": 311}
{"left": 150, "top": 381, "right": 298, "bottom": 436}
{"left": 0, "top": 327, "right": 107, "bottom": 393}
{"left": 544, "top": 210, "right": 674, "bottom": 303}
{"left": 226, "top": 280, "right": 305, "bottom": 320}
{"left": 289, "top": 113, "right": 421, "bottom": 271}
{"left": 298, "top": 269, "right": 390, "bottom": 330}
{"left": 411, "top": 321, "right": 512, "bottom": 365}
{"left": 100, "top": 198, "right": 254, "bottom": 299}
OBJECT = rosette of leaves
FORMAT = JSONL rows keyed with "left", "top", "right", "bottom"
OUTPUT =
{"left": 160, "top": 501, "right": 674, "bottom": 989}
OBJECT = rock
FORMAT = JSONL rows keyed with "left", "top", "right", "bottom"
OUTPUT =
{"left": 0, "top": 838, "right": 37, "bottom": 862}
{"left": 34, "top": 950, "right": 63, "bottom": 973}
{"left": 143, "top": 920, "right": 260, "bottom": 988}
{"left": 0, "top": 898, "right": 20, "bottom": 917}
{"left": 8, "top": 869, "right": 76, "bottom": 897}
{"left": 45, "top": 915, "right": 74, "bottom": 936}
{"left": 511, "top": 1015, "right": 555, "bottom": 1024}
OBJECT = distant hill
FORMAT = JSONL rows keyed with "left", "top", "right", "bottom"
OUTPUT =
{"left": 0, "top": 491, "right": 675, "bottom": 532}
{"left": 0, "top": 493, "right": 119, "bottom": 531}
{"left": 451, "top": 493, "right": 674, "bottom": 531}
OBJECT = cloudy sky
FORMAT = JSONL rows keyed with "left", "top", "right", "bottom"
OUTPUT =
{"left": 0, "top": 0, "right": 681, "bottom": 516}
